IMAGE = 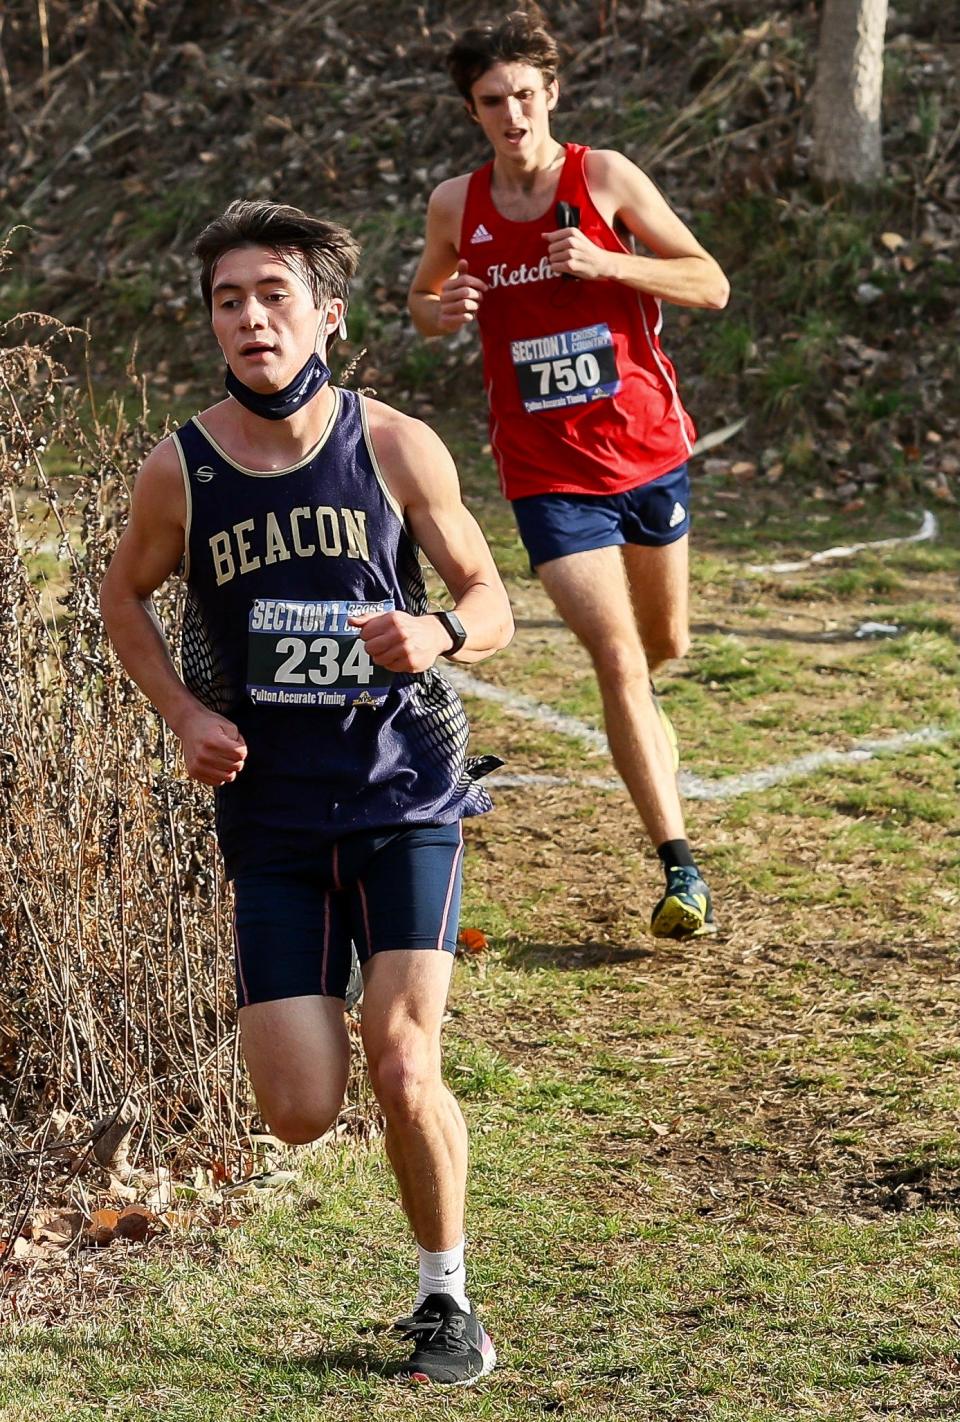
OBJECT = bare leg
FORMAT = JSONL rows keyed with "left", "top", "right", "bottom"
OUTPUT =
{"left": 538, "top": 545, "right": 686, "bottom": 847}
{"left": 621, "top": 536, "right": 690, "bottom": 779}
{"left": 239, "top": 994, "right": 351, "bottom": 1144}
{"left": 360, "top": 950, "right": 464, "bottom": 1251}
{"left": 622, "top": 537, "right": 690, "bottom": 672}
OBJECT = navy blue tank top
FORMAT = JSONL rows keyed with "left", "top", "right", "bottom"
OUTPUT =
{"left": 172, "top": 388, "right": 491, "bottom": 877}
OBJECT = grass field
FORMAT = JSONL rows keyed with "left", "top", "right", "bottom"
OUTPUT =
{"left": 2, "top": 418, "right": 959, "bottom": 1421}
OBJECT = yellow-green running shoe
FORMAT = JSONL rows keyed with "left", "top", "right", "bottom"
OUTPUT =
{"left": 650, "top": 864, "right": 716, "bottom": 940}
{"left": 650, "top": 684, "right": 680, "bottom": 774}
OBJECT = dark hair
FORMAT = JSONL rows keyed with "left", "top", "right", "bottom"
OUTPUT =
{"left": 194, "top": 200, "right": 360, "bottom": 314}
{"left": 447, "top": 7, "right": 560, "bottom": 105}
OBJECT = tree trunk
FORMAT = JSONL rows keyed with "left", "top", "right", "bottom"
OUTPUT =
{"left": 812, "top": 0, "right": 889, "bottom": 189}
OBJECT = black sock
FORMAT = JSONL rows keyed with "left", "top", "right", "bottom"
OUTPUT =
{"left": 657, "top": 839, "right": 695, "bottom": 871}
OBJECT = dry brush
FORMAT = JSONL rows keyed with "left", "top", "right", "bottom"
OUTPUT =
{"left": 0, "top": 273, "right": 256, "bottom": 1243}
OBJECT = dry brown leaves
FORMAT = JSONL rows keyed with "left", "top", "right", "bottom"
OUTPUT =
{"left": 2, "top": 1201, "right": 160, "bottom": 1266}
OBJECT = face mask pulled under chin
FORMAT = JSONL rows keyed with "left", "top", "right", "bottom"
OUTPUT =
{"left": 224, "top": 351, "right": 333, "bottom": 421}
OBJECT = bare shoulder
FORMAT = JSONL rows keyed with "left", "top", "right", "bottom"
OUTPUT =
{"left": 196, "top": 396, "right": 232, "bottom": 419}
{"left": 138, "top": 434, "right": 184, "bottom": 487}
{"left": 585, "top": 147, "right": 647, "bottom": 188}
{"left": 429, "top": 172, "right": 472, "bottom": 213}
{"left": 103, "top": 433, "right": 187, "bottom": 595}
{"left": 132, "top": 435, "right": 186, "bottom": 524}
{"left": 361, "top": 396, "right": 455, "bottom": 501}
{"left": 426, "top": 173, "right": 472, "bottom": 237}
{"left": 191, "top": 397, "right": 234, "bottom": 440}
{"left": 362, "top": 395, "right": 450, "bottom": 458}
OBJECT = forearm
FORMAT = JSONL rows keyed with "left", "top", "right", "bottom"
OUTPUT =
{"left": 101, "top": 591, "right": 202, "bottom": 735}
{"left": 408, "top": 290, "right": 447, "bottom": 339}
{"left": 603, "top": 250, "right": 729, "bottom": 309}
{"left": 441, "top": 582, "right": 514, "bottom": 665}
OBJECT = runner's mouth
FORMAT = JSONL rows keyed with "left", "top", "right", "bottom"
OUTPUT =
{"left": 240, "top": 343, "right": 276, "bottom": 356}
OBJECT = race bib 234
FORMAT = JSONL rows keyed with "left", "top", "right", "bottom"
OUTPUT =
{"left": 246, "top": 597, "right": 394, "bottom": 708}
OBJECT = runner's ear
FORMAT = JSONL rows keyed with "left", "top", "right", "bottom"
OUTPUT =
{"left": 323, "top": 300, "right": 347, "bottom": 342}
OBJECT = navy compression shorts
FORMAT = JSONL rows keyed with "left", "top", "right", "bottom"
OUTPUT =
{"left": 511, "top": 462, "right": 691, "bottom": 570}
{"left": 231, "top": 822, "right": 464, "bottom": 1008}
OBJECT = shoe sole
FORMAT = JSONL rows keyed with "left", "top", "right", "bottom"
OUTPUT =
{"left": 406, "top": 1336, "right": 497, "bottom": 1388}
{"left": 650, "top": 895, "right": 708, "bottom": 940}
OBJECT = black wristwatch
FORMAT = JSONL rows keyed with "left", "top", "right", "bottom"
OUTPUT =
{"left": 432, "top": 609, "right": 467, "bottom": 658}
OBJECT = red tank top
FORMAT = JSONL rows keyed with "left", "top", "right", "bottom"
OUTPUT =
{"left": 459, "top": 143, "right": 696, "bottom": 500}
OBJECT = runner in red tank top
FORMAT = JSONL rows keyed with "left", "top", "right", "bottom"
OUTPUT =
{"left": 409, "top": 11, "right": 731, "bottom": 940}
{"left": 459, "top": 140, "right": 697, "bottom": 502}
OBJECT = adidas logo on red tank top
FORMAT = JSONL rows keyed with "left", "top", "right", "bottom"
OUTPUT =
{"left": 470, "top": 223, "right": 493, "bottom": 244}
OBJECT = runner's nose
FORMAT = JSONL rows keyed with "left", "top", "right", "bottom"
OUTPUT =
{"left": 240, "top": 297, "right": 268, "bottom": 329}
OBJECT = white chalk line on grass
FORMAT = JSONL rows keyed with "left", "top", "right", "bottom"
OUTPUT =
{"left": 445, "top": 668, "right": 954, "bottom": 802}
{"left": 484, "top": 728, "right": 953, "bottom": 801}
{"left": 680, "top": 727, "right": 953, "bottom": 801}
{"left": 747, "top": 509, "right": 938, "bottom": 575}
{"left": 446, "top": 668, "right": 609, "bottom": 754}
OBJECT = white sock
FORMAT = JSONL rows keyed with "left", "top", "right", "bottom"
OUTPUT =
{"left": 415, "top": 1238, "right": 469, "bottom": 1311}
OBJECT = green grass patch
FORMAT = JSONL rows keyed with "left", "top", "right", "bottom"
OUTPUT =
{"left": 7, "top": 400, "right": 960, "bottom": 1422}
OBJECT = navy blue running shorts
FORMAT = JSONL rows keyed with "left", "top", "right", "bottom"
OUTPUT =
{"left": 231, "top": 822, "right": 464, "bottom": 1008}
{"left": 512, "top": 462, "right": 691, "bottom": 570}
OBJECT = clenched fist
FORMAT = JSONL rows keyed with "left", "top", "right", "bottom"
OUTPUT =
{"left": 178, "top": 708, "right": 248, "bottom": 787}
{"left": 439, "top": 259, "right": 489, "bottom": 330}
{"left": 542, "top": 225, "right": 614, "bottom": 282}
{"left": 349, "top": 610, "right": 453, "bottom": 673}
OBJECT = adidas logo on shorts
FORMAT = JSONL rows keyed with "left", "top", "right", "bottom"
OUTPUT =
{"left": 669, "top": 501, "right": 686, "bottom": 528}
{"left": 470, "top": 223, "right": 494, "bottom": 244}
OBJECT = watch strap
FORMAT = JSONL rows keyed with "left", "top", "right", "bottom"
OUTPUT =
{"left": 432, "top": 610, "right": 467, "bottom": 658}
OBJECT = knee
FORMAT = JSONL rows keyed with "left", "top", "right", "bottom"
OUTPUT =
{"left": 264, "top": 1097, "right": 342, "bottom": 1146}
{"left": 591, "top": 635, "right": 649, "bottom": 688}
{"left": 368, "top": 1047, "right": 438, "bottom": 1125}
{"left": 645, "top": 628, "right": 690, "bottom": 670}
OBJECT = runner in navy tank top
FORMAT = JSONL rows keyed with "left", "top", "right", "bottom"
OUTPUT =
{"left": 100, "top": 200, "right": 512, "bottom": 1386}
{"left": 409, "top": 12, "right": 731, "bottom": 943}
{"left": 175, "top": 387, "right": 491, "bottom": 878}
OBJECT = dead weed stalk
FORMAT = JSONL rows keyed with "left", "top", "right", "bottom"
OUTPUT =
{"left": 0, "top": 274, "right": 266, "bottom": 1245}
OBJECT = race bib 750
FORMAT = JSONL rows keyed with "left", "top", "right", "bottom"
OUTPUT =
{"left": 512, "top": 323, "right": 621, "bottom": 413}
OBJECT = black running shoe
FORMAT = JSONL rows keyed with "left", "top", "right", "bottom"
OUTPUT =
{"left": 650, "top": 864, "right": 716, "bottom": 939}
{"left": 394, "top": 1293, "right": 496, "bottom": 1386}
